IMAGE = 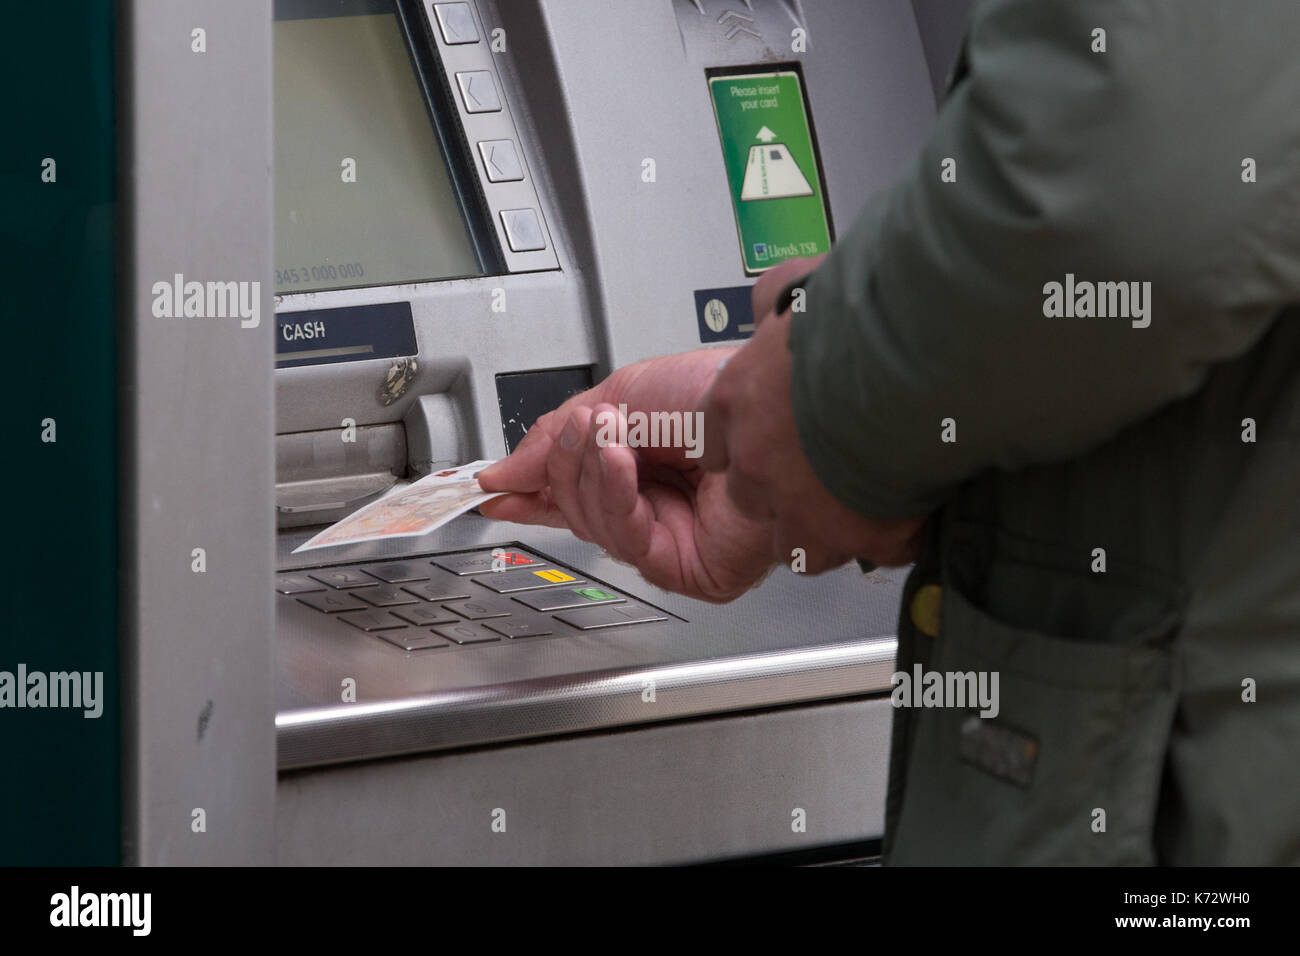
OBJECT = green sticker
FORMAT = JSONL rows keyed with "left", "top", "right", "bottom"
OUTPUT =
{"left": 708, "top": 70, "right": 832, "bottom": 275}
{"left": 575, "top": 587, "right": 616, "bottom": 602}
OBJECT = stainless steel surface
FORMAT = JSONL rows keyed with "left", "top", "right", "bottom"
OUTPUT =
{"left": 499, "top": 208, "right": 547, "bottom": 252}
{"left": 277, "top": 696, "right": 894, "bottom": 865}
{"left": 121, "top": 0, "right": 276, "bottom": 864}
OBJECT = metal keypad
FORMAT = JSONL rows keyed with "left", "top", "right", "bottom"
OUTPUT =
{"left": 297, "top": 592, "right": 370, "bottom": 613}
{"left": 445, "top": 598, "right": 513, "bottom": 620}
{"left": 434, "top": 622, "right": 501, "bottom": 645}
{"left": 514, "top": 586, "right": 622, "bottom": 612}
{"left": 309, "top": 569, "right": 377, "bottom": 589}
{"left": 280, "top": 546, "right": 674, "bottom": 652}
{"left": 275, "top": 573, "right": 326, "bottom": 594}
{"left": 339, "top": 610, "right": 408, "bottom": 632}
{"left": 362, "top": 562, "right": 432, "bottom": 584}
{"left": 378, "top": 631, "right": 451, "bottom": 652}
{"left": 484, "top": 619, "right": 553, "bottom": 640}
{"left": 355, "top": 585, "right": 421, "bottom": 608}
{"left": 473, "top": 567, "right": 586, "bottom": 593}
{"left": 391, "top": 605, "right": 461, "bottom": 627}
{"left": 402, "top": 581, "right": 472, "bottom": 602}
{"left": 557, "top": 603, "right": 668, "bottom": 630}
{"left": 433, "top": 549, "right": 543, "bottom": 575}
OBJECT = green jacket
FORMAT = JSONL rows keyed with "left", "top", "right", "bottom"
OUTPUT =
{"left": 790, "top": 0, "right": 1300, "bottom": 864}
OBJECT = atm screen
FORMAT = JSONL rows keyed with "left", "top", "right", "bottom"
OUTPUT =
{"left": 274, "top": 0, "right": 485, "bottom": 294}
{"left": 707, "top": 67, "right": 833, "bottom": 275}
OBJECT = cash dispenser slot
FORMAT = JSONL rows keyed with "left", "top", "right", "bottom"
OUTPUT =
{"left": 275, "top": 424, "right": 406, "bottom": 529}
{"left": 275, "top": 391, "right": 470, "bottom": 529}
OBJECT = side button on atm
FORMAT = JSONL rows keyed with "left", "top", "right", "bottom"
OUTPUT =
{"left": 456, "top": 71, "right": 501, "bottom": 113}
{"left": 500, "top": 209, "right": 546, "bottom": 252}
{"left": 478, "top": 140, "right": 524, "bottom": 182}
{"left": 433, "top": 3, "right": 479, "bottom": 44}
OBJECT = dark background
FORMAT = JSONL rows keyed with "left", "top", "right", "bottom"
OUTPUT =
{"left": 1, "top": 4, "right": 119, "bottom": 864}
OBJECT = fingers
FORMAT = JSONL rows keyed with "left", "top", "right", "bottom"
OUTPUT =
{"left": 545, "top": 405, "right": 597, "bottom": 542}
{"left": 493, "top": 402, "right": 660, "bottom": 561}
{"left": 750, "top": 254, "right": 826, "bottom": 328}
{"left": 580, "top": 403, "right": 655, "bottom": 562}
{"left": 696, "top": 375, "right": 731, "bottom": 474}
{"left": 477, "top": 490, "right": 569, "bottom": 529}
{"left": 477, "top": 410, "right": 558, "bottom": 493}
{"left": 478, "top": 376, "right": 614, "bottom": 492}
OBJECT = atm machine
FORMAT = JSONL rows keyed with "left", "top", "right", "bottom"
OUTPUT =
{"left": 121, "top": 0, "right": 965, "bottom": 865}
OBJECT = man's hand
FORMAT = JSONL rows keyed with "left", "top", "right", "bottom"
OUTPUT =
{"left": 698, "top": 258, "right": 928, "bottom": 573}
{"left": 478, "top": 255, "right": 926, "bottom": 600}
{"left": 477, "top": 350, "right": 776, "bottom": 602}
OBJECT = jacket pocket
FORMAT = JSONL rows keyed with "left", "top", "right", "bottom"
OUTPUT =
{"left": 886, "top": 522, "right": 1182, "bottom": 865}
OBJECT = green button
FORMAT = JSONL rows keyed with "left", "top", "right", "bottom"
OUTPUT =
{"left": 574, "top": 587, "right": 617, "bottom": 602}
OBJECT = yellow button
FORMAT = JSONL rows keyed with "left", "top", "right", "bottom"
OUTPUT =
{"left": 533, "top": 569, "right": 575, "bottom": 583}
{"left": 909, "top": 584, "right": 942, "bottom": 638}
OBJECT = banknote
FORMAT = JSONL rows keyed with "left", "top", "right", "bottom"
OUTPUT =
{"left": 292, "top": 460, "right": 505, "bottom": 553}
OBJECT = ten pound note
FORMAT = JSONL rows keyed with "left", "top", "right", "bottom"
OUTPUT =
{"left": 292, "top": 460, "right": 505, "bottom": 553}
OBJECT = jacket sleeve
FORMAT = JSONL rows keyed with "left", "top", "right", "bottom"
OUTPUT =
{"left": 788, "top": 0, "right": 1300, "bottom": 519}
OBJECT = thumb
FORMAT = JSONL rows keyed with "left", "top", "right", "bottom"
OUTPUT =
{"left": 751, "top": 254, "right": 825, "bottom": 326}
{"left": 479, "top": 374, "right": 619, "bottom": 491}
{"left": 477, "top": 411, "right": 559, "bottom": 493}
